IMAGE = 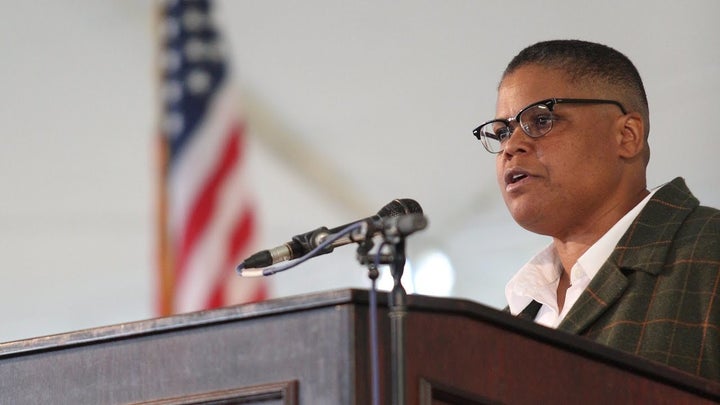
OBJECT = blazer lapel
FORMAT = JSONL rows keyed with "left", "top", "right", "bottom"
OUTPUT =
{"left": 557, "top": 262, "right": 629, "bottom": 334}
{"left": 558, "top": 177, "right": 698, "bottom": 335}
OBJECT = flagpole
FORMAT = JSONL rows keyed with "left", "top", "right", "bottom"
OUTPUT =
{"left": 153, "top": 0, "right": 174, "bottom": 316}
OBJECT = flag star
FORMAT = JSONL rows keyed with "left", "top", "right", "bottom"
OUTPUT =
{"left": 182, "top": 8, "right": 206, "bottom": 32}
{"left": 164, "top": 112, "right": 184, "bottom": 139}
{"left": 164, "top": 16, "right": 180, "bottom": 40}
{"left": 186, "top": 69, "right": 211, "bottom": 95}
{"left": 184, "top": 38, "right": 207, "bottom": 63}
{"left": 164, "top": 49, "right": 182, "bottom": 72}
{"left": 163, "top": 80, "right": 183, "bottom": 104}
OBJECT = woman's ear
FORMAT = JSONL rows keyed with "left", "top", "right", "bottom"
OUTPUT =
{"left": 616, "top": 111, "right": 645, "bottom": 159}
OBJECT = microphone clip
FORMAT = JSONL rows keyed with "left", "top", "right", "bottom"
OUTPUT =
{"left": 291, "top": 226, "right": 335, "bottom": 256}
{"left": 354, "top": 213, "right": 428, "bottom": 265}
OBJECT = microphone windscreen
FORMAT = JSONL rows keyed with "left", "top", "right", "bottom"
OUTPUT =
{"left": 377, "top": 198, "right": 423, "bottom": 218}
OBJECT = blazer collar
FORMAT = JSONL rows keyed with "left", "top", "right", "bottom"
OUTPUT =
{"left": 558, "top": 177, "right": 698, "bottom": 334}
{"left": 613, "top": 177, "right": 698, "bottom": 274}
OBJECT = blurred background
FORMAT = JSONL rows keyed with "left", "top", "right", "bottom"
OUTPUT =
{"left": 0, "top": 0, "right": 718, "bottom": 343}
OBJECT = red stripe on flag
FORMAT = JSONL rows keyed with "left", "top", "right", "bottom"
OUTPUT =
{"left": 205, "top": 203, "right": 257, "bottom": 308}
{"left": 174, "top": 123, "right": 245, "bottom": 286}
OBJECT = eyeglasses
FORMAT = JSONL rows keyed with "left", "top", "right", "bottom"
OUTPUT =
{"left": 472, "top": 98, "right": 627, "bottom": 154}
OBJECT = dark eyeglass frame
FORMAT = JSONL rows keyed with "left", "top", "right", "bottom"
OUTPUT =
{"left": 472, "top": 98, "right": 628, "bottom": 154}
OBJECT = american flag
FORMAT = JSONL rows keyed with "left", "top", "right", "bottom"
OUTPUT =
{"left": 156, "top": 0, "right": 267, "bottom": 314}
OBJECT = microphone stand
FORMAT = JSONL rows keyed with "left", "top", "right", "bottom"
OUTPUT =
{"left": 240, "top": 209, "right": 426, "bottom": 405}
{"left": 357, "top": 233, "right": 408, "bottom": 405}
{"left": 357, "top": 236, "right": 381, "bottom": 405}
{"left": 388, "top": 238, "right": 407, "bottom": 405}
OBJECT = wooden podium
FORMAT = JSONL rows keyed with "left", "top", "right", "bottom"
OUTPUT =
{"left": 0, "top": 289, "right": 718, "bottom": 404}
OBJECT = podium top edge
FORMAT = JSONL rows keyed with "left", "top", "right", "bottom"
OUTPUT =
{"left": 0, "top": 288, "right": 368, "bottom": 356}
{"left": 1, "top": 288, "right": 719, "bottom": 398}
{"left": 0, "top": 288, "right": 500, "bottom": 359}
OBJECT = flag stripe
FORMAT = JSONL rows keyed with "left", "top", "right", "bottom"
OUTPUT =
{"left": 173, "top": 128, "right": 255, "bottom": 312}
{"left": 174, "top": 143, "right": 238, "bottom": 309}
{"left": 174, "top": 124, "right": 242, "bottom": 283}
{"left": 207, "top": 203, "right": 256, "bottom": 308}
{"left": 167, "top": 85, "right": 238, "bottom": 240}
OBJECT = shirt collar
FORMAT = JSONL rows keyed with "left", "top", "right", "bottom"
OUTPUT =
{"left": 505, "top": 243, "right": 561, "bottom": 314}
{"left": 574, "top": 188, "right": 657, "bottom": 282}
{"left": 505, "top": 187, "right": 658, "bottom": 316}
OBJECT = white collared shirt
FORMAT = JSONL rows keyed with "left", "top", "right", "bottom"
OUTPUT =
{"left": 505, "top": 188, "right": 658, "bottom": 328}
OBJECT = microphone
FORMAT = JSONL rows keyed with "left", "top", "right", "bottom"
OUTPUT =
{"left": 238, "top": 198, "right": 423, "bottom": 270}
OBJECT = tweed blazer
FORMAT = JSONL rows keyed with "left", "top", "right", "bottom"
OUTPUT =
{"left": 528, "top": 177, "right": 720, "bottom": 381}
